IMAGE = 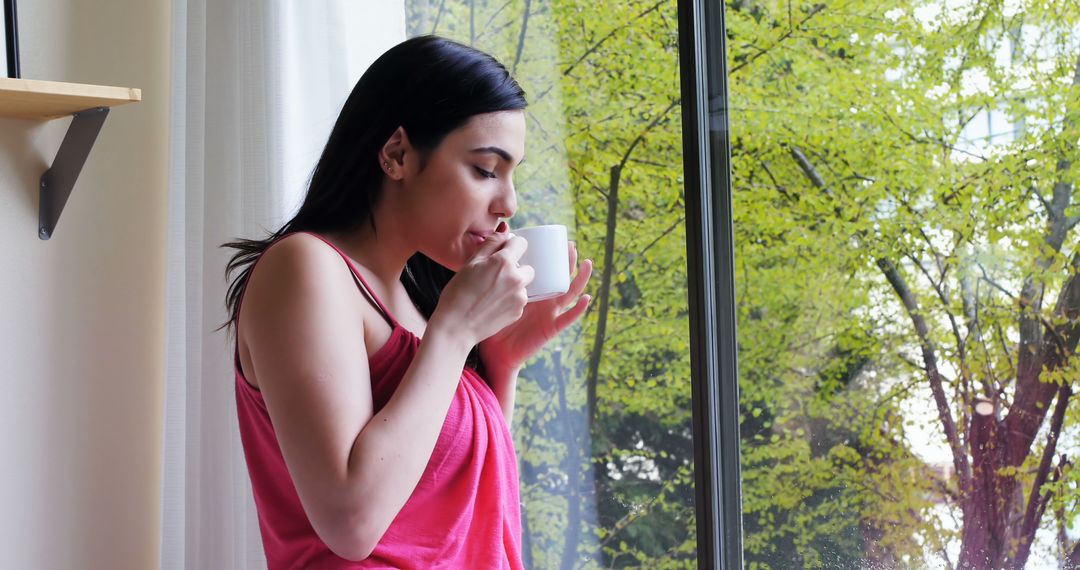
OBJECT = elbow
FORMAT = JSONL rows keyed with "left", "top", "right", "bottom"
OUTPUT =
{"left": 317, "top": 509, "right": 382, "bottom": 562}
{"left": 325, "top": 538, "right": 375, "bottom": 564}
{"left": 327, "top": 542, "right": 376, "bottom": 564}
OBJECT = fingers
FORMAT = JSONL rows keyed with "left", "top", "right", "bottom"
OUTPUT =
{"left": 518, "top": 263, "right": 536, "bottom": 287}
{"left": 558, "top": 258, "right": 593, "bottom": 303}
{"left": 568, "top": 241, "right": 578, "bottom": 272}
{"left": 553, "top": 294, "right": 592, "bottom": 332}
{"left": 493, "top": 234, "right": 529, "bottom": 265}
{"left": 472, "top": 231, "right": 513, "bottom": 260}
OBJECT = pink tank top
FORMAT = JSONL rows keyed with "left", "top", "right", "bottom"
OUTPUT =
{"left": 234, "top": 232, "right": 524, "bottom": 569}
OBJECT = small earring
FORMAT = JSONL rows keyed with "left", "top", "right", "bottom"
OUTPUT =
{"left": 383, "top": 160, "right": 390, "bottom": 170}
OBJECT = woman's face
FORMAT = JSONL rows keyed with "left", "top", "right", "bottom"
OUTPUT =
{"left": 398, "top": 110, "right": 526, "bottom": 271}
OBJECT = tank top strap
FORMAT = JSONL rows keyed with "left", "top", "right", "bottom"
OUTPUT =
{"left": 295, "top": 231, "right": 399, "bottom": 329}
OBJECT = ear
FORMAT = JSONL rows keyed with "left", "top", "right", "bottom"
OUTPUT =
{"left": 378, "top": 127, "right": 413, "bottom": 181}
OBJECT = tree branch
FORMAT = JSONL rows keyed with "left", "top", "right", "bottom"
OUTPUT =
{"left": 1041, "top": 257, "right": 1080, "bottom": 392}
{"left": 429, "top": 0, "right": 448, "bottom": 34}
{"left": 963, "top": 268, "right": 997, "bottom": 398}
{"left": 1015, "top": 386, "right": 1071, "bottom": 568}
{"left": 619, "top": 99, "right": 680, "bottom": 171}
{"left": 615, "top": 216, "right": 685, "bottom": 276}
{"left": 758, "top": 159, "right": 794, "bottom": 201}
{"left": 789, "top": 145, "right": 827, "bottom": 189}
{"left": 876, "top": 103, "right": 990, "bottom": 162}
{"left": 1030, "top": 185, "right": 1053, "bottom": 219}
{"left": 567, "top": 163, "right": 609, "bottom": 200}
{"left": 468, "top": 0, "right": 475, "bottom": 45}
{"left": 511, "top": 0, "right": 532, "bottom": 75}
{"left": 729, "top": 3, "right": 826, "bottom": 75}
{"left": 978, "top": 270, "right": 1071, "bottom": 357}
{"left": 562, "top": 0, "right": 666, "bottom": 77}
{"left": 877, "top": 258, "right": 970, "bottom": 491}
{"left": 918, "top": 225, "right": 949, "bottom": 280}
{"left": 586, "top": 165, "right": 622, "bottom": 430}
{"left": 1009, "top": 56, "right": 1080, "bottom": 434}
{"left": 908, "top": 252, "right": 972, "bottom": 404}
{"left": 627, "top": 157, "right": 676, "bottom": 169}
{"left": 478, "top": 0, "right": 513, "bottom": 36}
{"left": 593, "top": 470, "right": 680, "bottom": 553}
{"left": 586, "top": 99, "right": 679, "bottom": 430}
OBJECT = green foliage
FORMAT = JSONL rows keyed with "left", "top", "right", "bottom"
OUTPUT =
{"left": 407, "top": 1, "right": 694, "bottom": 568}
{"left": 729, "top": 0, "right": 1080, "bottom": 566}
{"left": 405, "top": 0, "right": 1080, "bottom": 567}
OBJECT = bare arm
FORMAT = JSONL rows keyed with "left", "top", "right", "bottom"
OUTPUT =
{"left": 477, "top": 242, "right": 594, "bottom": 430}
{"left": 484, "top": 364, "right": 522, "bottom": 428}
{"left": 240, "top": 232, "right": 528, "bottom": 561}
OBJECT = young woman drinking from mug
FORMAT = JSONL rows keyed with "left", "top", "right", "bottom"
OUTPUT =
{"left": 223, "top": 35, "right": 593, "bottom": 569}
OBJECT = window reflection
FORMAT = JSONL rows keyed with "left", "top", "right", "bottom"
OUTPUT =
{"left": 406, "top": 1, "right": 697, "bottom": 568}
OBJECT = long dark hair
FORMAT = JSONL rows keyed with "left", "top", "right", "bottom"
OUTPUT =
{"left": 222, "top": 36, "right": 527, "bottom": 360}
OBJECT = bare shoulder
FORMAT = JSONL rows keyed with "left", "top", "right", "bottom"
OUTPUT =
{"left": 247, "top": 232, "right": 347, "bottom": 289}
{"left": 235, "top": 232, "right": 377, "bottom": 547}
{"left": 242, "top": 233, "right": 356, "bottom": 316}
{"left": 238, "top": 232, "right": 368, "bottom": 386}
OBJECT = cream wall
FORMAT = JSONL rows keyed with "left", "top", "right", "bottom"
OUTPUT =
{"left": 0, "top": 0, "right": 169, "bottom": 567}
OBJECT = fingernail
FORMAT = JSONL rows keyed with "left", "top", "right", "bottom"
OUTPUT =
{"left": 496, "top": 221, "right": 508, "bottom": 233}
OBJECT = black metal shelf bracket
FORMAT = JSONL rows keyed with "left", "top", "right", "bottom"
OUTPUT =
{"left": 38, "top": 105, "right": 110, "bottom": 240}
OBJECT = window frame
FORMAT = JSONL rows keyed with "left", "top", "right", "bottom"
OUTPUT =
{"left": 677, "top": 1, "right": 744, "bottom": 568}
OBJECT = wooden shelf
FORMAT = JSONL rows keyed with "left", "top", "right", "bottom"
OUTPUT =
{"left": 0, "top": 78, "right": 142, "bottom": 239}
{"left": 0, "top": 78, "right": 141, "bottom": 120}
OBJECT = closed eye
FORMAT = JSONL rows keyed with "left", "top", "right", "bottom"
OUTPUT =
{"left": 473, "top": 166, "right": 497, "bottom": 179}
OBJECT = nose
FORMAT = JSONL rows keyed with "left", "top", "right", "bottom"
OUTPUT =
{"left": 491, "top": 181, "right": 517, "bottom": 219}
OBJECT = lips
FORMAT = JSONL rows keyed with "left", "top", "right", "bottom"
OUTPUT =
{"left": 466, "top": 222, "right": 504, "bottom": 246}
{"left": 469, "top": 225, "right": 498, "bottom": 237}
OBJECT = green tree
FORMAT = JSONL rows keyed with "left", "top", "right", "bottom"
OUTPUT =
{"left": 407, "top": 0, "right": 1080, "bottom": 568}
{"left": 407, "top": 1, "right": 696, "bottom": 568}
{"left": 727, "top": 0, "right": 1080, "bottom": 567}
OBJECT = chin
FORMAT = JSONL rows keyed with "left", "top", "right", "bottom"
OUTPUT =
{"left": 441, "top": 258, "right": 465, "bottom": 273}
{"left": 418, "top": 250, "right": 463, "bottom": 274}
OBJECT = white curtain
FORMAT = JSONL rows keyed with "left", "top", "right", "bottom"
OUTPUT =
{"left": 161, "top": 2, "right": 405, "bottom": 568}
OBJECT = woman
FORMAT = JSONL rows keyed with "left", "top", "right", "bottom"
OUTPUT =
{"left": 224, "top": 35, "right": 593, "bottom": 569}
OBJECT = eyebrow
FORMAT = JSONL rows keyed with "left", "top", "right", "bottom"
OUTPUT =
{"left": 470, "top": 146, "right": 525, "bottom": 165}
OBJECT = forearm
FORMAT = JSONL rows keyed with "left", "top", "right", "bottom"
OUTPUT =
{"left": 485, "top": 362, "right": 522, "bottom": 428}
{"left": 343, "top": 325, "right": 472, "bottom": 538}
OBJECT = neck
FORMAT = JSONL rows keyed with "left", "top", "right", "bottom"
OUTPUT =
{"left": 330, "top": 205, "right": 416, "bottom": 295}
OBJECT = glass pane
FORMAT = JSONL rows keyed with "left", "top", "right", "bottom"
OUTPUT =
{"left": 404, "top": 2, "right": 697, "bottom": 568}
{"left": 725, "top": 0, "right": 1080, "bottom": 567}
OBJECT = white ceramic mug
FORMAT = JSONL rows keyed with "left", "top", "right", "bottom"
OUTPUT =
{"left": 514, "top": 224, "right": 570, "bottom": 302}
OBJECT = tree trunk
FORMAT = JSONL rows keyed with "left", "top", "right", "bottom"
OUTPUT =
{"left": 585, "top": 164, "right": 621, "bottom": 430}
{"left": 957, "top": 54, "right": 1080, "bottom": 567}
{"left": 556, "top": 348, "right": 584, "bottom": 570}
{"left": 958, "top": 402, "right": 1006, "bottom": 569}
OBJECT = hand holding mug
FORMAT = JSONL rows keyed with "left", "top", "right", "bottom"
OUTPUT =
{"left": 478, "top": 225, "right": 594, "bottom": 372}
{"left": 514, "top": 225, "right": 572, "bottom": 302}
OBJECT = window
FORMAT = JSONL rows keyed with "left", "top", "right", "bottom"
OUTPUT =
{"left": 404, "top": 2, "right": 703, "bottom": 567}
{"left": 724, "top": 0, "right": 1080, "bottom": 567}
